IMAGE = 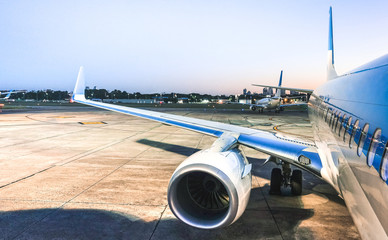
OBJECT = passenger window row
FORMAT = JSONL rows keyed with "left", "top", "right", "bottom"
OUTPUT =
{"left": 319, "top": 105, "right": 387, "bottom": 182}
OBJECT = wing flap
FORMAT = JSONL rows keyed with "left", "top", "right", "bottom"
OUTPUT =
{"left": 280, "top": 103, "right": 308, "bottom": 107}
{"left": 228, "top": 102, "right": 265, "bottom": 108}
{"left": 251, "top": 84, "right": 313, "bottom": 94}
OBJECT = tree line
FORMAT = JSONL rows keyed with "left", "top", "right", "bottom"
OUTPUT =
{"left": 8, "top": 89, "right": 235, "bottom": 103}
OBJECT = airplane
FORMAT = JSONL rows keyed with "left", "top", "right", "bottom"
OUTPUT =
{"left": 0, "top": 90, "right": 15, "bottom": 100}
{"left": 232, "top": 70, "right": 307, "bottom": 113}
{"left": 71, "top": 7, "right": 387, "bottom": 239}
{"left": 0, "top": 90, "right": 26, "bottom": 101}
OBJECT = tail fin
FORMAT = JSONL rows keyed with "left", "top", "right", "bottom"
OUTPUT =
{"left": 327, "top": 7, "right": 337, "bottom": 80}
{"left": 4, "top": 90, "right": 13, "bottom": 99}
{"left": 71, "top": 66, "right": 86, "bottom": 102}
{"left": 275, "top": 70, "right": 283, "bottom": 98}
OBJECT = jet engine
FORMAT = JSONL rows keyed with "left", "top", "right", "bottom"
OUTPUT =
{"left": 167, "top": 147, "right": 252, "bottom": 229}
{"left": 249, "top": 106, "right": 257, "bottom": 111}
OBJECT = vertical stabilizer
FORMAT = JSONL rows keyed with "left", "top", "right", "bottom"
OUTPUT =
{"left": 275, "top": 70, "right": 283, "bottom": 98}
{"left": 327, "top": 7, "right": 337, "bottom": 80}
{"left": 72, "top": 66, "right": 86, "bottom": 102}
{"left": 4, "top": 90, "right": 13, "bottom": 99}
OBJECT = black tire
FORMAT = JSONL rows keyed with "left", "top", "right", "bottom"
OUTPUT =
{"left": 291, "top": 170, "right": 302, "bottom": 195}
{"left": 269, "top": 168, "right": 282, "bottom": 195}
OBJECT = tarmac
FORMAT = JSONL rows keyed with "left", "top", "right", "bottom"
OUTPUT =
{"left": 0, "top": 105, "right": 360, "bottom": 239}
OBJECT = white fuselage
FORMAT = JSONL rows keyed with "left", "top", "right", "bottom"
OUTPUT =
{"left": 307, "top": 57, "right": 388, "bottom": 239}
{"left": 255, "top": 97, "right": 281, "bottom": 110}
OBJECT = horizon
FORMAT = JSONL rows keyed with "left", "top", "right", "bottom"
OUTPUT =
{"left": 1, "top": 1, "right": 388, "bottom": 95}
{"left": 2, "top": 87, "right": 279, "bottom": 97}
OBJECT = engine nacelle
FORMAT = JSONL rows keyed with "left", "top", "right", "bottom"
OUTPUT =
{"left": 249, "top": 105, "right": 257, "bottom": 111}
{"left": 167, "top": 148, "right": 251, "bottom": 229}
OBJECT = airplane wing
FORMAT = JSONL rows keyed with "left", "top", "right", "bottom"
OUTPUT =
{"left": 280, "top": 102, "right": 308, "bottom": 107}
{"left": 228, "top": 102, "right": 266, "bottom": 109}
{"left": 283, "top": 96, "right": 306, "bottom": 99}
{"left": 0, "top": 90, "right": 26, "bottom": 95}
{"left": 251, "top": 84, "right": 313, "bottom": 94}
{"left": 72, "top": 67, "right": 322, "bottom": 176}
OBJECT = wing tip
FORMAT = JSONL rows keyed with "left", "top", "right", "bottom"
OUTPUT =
{"left": 72, "top": 66, "right": 86, "bottom": 102}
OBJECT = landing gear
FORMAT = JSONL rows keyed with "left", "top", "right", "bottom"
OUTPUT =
{"left": 275, "top": 108, "right": 280, "bottom": 113}
{"left": 269, "top": 168, "right": 282, "bottom": 195}
{"left": 291, "top": 170, "right": 302, "bottom": 195}
{"left": 269, "top": 162, "right": 302, "bottom": 196}
{"left": 252, "top": 107, "right": 264, "bottom": 113}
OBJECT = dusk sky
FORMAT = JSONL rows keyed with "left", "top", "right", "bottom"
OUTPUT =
{"left": 1, "top": 1, "right": 388, "bottom": 95}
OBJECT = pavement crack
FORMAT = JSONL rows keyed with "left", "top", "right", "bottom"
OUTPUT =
{"left": 149, "top": 205, "right": 168, "bottom": 240}
{"left": 0, "top": 166, "right": 54, "bottom": 189}
{"left": 257, "top": 177, "right": 284, "bottom": 240}
{"left": 10, "top": 207, "right": 59, "bottom": 240}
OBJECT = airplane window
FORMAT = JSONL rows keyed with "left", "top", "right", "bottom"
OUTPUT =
{"left": 380, "top": 144, "right": 388, "bottom": 181}
{"left": 335, "top": 112, "right": 342, "bottom": 132}
{"left": 339, "top": 114, "right": 346, "bottom": 136}
{"left": 343, "top": 116, "right": 352, "bottom": 142}
{"left": 349, "top": 119, "right": 359, "bottom": 148}
{"left": 330, "top": 111, "right": 337, "bottom": 128}
{"left": 357, "top": 123, "right": 369, "bottom": 157}
{"left": 325, "top": 109, "right": 331, "bottom": 122}
{"left": 329, "top": 111, "right": 336, "bottom": 126}
{"left": 326, "top": 109, "right": 331, "bottom": 123}
{"left": 367, "top": 129, "right": 381, "bottom": 167}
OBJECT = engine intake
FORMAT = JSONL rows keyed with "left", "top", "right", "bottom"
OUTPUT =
{"left": 168, "top": 148, "right": 251, "bottom": 229}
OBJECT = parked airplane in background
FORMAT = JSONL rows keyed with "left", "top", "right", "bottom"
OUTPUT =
{"left": 234, "top": 71, "right": 307, "bottom": 113}
{"left": 0, "top": 90, "right": 25, "bottom": 101}
{"left": 0, "top": 91, "right": 13, "bottom": 100}
{"left": 71, "top": 7, "right": 387, "bottom": 239}
{"left": 0, "top": 90, "right": 16, "bottom": 101}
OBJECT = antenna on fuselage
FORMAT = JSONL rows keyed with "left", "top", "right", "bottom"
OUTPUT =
{"left": 327, "top": 7, "right": 338, "bottom": 80}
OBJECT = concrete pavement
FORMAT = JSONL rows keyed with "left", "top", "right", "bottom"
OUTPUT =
{"left": 0, "top": 106, "right": 360, "bottom": 239}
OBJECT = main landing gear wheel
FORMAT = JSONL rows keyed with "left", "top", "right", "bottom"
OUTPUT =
{"left": 291, "top": 170, "right": 302, "bottom": 196}
{"left": 269, "top": 162, "right": 303, "bottom": 196}
{"left": 269, "top": 168, "right": 282, "bottom": 195}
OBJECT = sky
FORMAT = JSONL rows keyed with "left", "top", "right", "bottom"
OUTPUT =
{"left": 1, "top": 0, "right": 388, "bottom": 95}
